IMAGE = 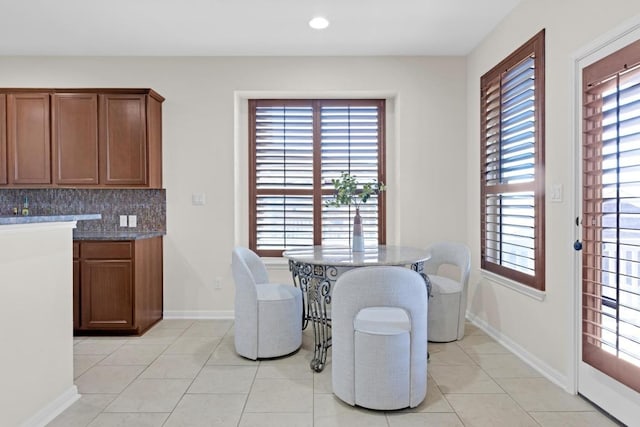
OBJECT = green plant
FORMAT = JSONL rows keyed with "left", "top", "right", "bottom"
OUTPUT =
{"left": 325, "top": 171, "right": 386, "bottom": 207}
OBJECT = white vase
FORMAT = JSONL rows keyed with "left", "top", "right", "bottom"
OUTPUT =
{"left": 352, "top": 207, "right": 364, "bottom": 252}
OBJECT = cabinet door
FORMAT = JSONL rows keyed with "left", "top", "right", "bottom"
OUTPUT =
{"left": 147, "top": 95, "right": 163, "bottom": 188}
{"left": 7, "top": 93, "right": 51, "bottom": 184}
{"left": 99, "top": 94, "right": 147, "bottom": 186}
{"left": 80, "top": 259, "right": 133, "bottom": 329}
{"left": 0, "top": 94, "right": 6, "bottom": 185}
{"left": 53, "top": 93, "right": 99, "bottom": 185}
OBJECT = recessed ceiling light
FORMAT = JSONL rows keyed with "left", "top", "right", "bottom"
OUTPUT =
{"left": 309, "top": 16, "right": 330, "bottom": 30}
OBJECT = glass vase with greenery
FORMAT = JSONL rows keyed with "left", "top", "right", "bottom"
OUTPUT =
{"left": 325, "top": 171, "right": 386, "bottom": 208}
{"left": 325, "top": 172, "right": 386, "bottom": 251}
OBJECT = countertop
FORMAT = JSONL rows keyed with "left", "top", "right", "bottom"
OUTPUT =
{"left": 0, "top": 213, "right": 102, "bottom": 225}
{"left": 73, "top": 231, "right": 166, "bottom": 240}
{"left": 0, "top": 215, "right": 164, "bottom": 240}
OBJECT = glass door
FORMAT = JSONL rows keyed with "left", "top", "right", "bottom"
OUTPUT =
{"left": 579, "top": 37, "right": 640, "bottom": 424}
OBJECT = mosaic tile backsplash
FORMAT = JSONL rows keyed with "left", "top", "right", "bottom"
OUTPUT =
{"left": 0, "top": 189, "right": 166, "bottom": 233}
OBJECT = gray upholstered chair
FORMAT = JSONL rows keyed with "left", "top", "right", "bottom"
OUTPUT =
{"left": 231, "top": 247, "right": 302, "bottom": 360}
{"left": 425, "top": 241, "right": 471, "bottom": 342}
{"left": 332, "top": 266, "right": 428, "bottom": 410}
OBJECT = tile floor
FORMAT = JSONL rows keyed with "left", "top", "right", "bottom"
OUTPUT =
{"left": 48, "top": 320, "right": 622, "bottom": 427}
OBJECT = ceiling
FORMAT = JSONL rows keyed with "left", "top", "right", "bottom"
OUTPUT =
{"left": 0, "top": 0, "right": 522, "bottom": 56}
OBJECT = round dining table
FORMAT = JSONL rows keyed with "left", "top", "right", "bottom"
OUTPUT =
{"left": 283, "top": 245, "right": 431, "bottom": 372}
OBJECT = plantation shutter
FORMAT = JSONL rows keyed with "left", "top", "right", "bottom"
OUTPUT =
{"left": 249, "top": 99, "right": 385, "bottom": 257}
{"left": 250, "top": 100, "right": 314, "bottom": 256}
{"left": 320, "top": 100, "right": 385, "bottom": 248}
{"left": 582, "top": 38, "right": 640, "bottom": 393}
{"left": 480, "top": 30, "right": 545, "bottom": 290}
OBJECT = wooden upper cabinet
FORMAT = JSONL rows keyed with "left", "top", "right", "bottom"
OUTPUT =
{"left": 0, "top": 88, "right": 163, "bottom": 188}
{"left": 53, "top": 93, "right": 99, "bottom": 185}
{"left": 99, "top": 94, "right": 148, "bottom": 186}
{"left": 0, "top": 94, "right": 6, "bottom": 185}
{"left": 7, "top": 93, "right": 51, "bottom": 185}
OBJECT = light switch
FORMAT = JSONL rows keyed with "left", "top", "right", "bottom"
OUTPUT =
{"left": 551, "top": 184, "right": 563, "bottom": 202}
{"left": 192, "top": 193, "right": 206, "bottom": 206}
{"left": 128, "top": 215, "right": 137, "bottom": 228}
{"left": 119, "top": 215, "right": 128, "bottom": 227}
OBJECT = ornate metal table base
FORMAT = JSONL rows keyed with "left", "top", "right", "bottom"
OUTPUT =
{"left": 288, "top": 261, "right": 338, "bottom": 371}
{"left": 288, "top": 259, "right": 430, "bottom": 372}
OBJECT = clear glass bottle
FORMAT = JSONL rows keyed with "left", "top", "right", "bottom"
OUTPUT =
{"left": 21, "top": 197, "right": 29, "bottom": 216}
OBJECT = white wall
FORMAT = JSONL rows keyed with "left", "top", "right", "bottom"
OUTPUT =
{"left": 466, "top": 0, "right": 640, "bottom": 389}
{"left": 0, "top": 55, "right": 468, "bottom": 316}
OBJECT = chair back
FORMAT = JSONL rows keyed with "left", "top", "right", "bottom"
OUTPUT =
{"left": 424, "top": 241, "right": 470, "bottom": 288}
{"left": 232, "top": 246, "right": 269, "bottom": 285}
{"left": 425, "top": 241, "right": 471, "bottom": 341}
{"left": 231, "top": 247, "right": 262, "bottom": 358}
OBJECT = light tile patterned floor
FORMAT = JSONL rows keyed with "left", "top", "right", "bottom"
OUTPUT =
{"left": 48, "top": 320, "right": 623, "bottom": 427}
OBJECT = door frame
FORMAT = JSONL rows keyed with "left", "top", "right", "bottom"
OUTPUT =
{"left": 571, "top": 16, "right": 640, "bottom": 426}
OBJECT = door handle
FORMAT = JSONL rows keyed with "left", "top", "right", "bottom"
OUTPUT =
{"left": 574, "top": 217, "right": 583, "bottom": 251}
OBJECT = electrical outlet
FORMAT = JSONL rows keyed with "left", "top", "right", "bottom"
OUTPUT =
{"left": 119, "top": 215, "right": 128, "bottom": 227}
{"left": 214, "top": 277, "right": 222, "bottom": 290}
{"left": 128, "top": 215, "right": 137, "bottom": 228}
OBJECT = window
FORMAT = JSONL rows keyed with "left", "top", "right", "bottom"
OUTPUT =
{"left": 249, "top": 99, "right": 386, "bottom": 257}
{"left": 480, "top": 30, "right": 545, "bottom": 290}
{"left": 582, "top": 37, "right": 640, "bottom": 393}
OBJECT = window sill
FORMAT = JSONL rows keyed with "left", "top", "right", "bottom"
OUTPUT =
{"left": 481, "top": 270, "right": 546, "bottom": 301}
{"left": 262, "top": 257, "right": 290, "bottom": 271}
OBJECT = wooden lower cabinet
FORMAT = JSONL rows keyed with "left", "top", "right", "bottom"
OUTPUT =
{"left": 73, "top": 237, "right": 163, "bottom": 335}
{"left": 81, "top": 259, "right": 133, "bottom": 329}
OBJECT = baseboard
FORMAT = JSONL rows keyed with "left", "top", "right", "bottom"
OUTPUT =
{"left": 163, "top": 310, "right": 234, "bottom": 319}
{"left": 21, "top": 385, "right": 80, "bottom": 427}
{"left": 466, "top": 311, "right": 570, "bottom": 392}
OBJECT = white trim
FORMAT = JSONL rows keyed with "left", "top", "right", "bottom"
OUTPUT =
{"left": 579, "top": 363, "right": 640, "bottom": 427}
{"left": 480, "top": 269, "right": 546, "bottom": 301}
{"left": 568, "top": 39, "right": 583, "bottom": 396}
{"left": 234, "top": 90, "right": 398, "bottom": 100}
{"left": 466, "top": 311, "right": 569, "bottom": 391}
{"left": 164, "top": 310, "right": 234, "bottom": 319}
{"left": 262, "top": 257, "right": 290, "bottom": 270}
{"left": 233, "top": 90, "right": 399, "bottom": 248}
{"left": 19, "top": 386, "right": 79, "bottom": 427}
{"left": 233, "top": 92, "right": 248, "bottom": 248}
{"left": 570, "top": 14, "right": 640, "bottom": 64}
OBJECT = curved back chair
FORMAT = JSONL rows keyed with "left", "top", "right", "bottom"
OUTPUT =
{"left": 231, "top": 247, "right": 302, "bottom": 360}
{"left": 332, "top": 266, "right": 428, "bottom": 410}
{"left": 424, "top": 241, "right": 471, "bottom": 342}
